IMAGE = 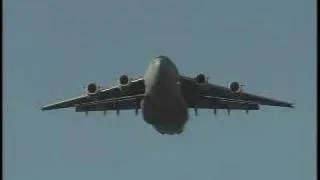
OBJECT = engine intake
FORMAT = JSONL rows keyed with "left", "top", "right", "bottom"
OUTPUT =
{"left": 119, "top": 75, "right": 129, "bottom": 85}
{"left": 195, "top": 73, "right": 207, "bottom": 84}
{"left": 87, "top": 83, "right": 100, "bottom": 94}
{"left": 229, "top": 81, "right": 242, "bottom": 93}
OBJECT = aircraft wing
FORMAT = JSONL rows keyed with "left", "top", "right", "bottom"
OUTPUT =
{"left": 75, "top": 94, "right": 144, "bottom": 112}
{"left": 41, "top": 77, "right": 145, "bottom": 111}
{"left": 193, "top": 96, "right": 259, "bottom": 110}
{"left": 180, "top": 75, "right": 294, "bottom": 108}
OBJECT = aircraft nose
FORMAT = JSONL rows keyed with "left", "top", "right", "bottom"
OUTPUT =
{"left": 153, "top": 56, "right": 170, "bottom": 68}
{"left": 154, "top": 59, "right": 163, "bottom": 68}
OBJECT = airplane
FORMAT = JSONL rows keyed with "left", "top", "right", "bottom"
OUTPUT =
{"left": 41, "top": 55, "right": 294, "bottom": 135}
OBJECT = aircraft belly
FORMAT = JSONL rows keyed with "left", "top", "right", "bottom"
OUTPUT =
{"left": 141, "top": 94, "right": 188, "bottom": 134}
{"left": 142, "top": 55, "right": 188, "bottom": 134}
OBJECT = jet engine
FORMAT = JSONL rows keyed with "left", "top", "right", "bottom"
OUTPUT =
{"left": 195, "top": 73, "right": 207, "bottom": 84}
{"left": 229, "top": 81, "right": 243, "bottom": 93}
{"left": 119, "top": 75, "right": 130, "bottom": 86}
{"left": 119, "top": 74, "right": 132, "bottom": 92}
{"left": 86, "top": 83, "right": 100, "bottom": 95}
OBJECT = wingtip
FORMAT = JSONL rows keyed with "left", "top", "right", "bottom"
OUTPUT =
{"left": 40, "top": 105, "right": 49, "bottom": 111}
{"left": 289, "top": 103, "right": 296, "bottom": 108}
{"left": 40, "top": 104, "right": 45, "bottom": 111}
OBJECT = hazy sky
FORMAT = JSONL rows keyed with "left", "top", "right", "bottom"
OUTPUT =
{"left": 4, "top": 0, "right": 316, "bottom": 180}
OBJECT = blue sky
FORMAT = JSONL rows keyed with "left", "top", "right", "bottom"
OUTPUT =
{"left": 4, "top": 0, "right": 316, "bottom": 180}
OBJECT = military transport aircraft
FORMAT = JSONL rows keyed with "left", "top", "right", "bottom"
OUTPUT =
{"left": 41, "top": 55, "right": 294, "bottom": 135}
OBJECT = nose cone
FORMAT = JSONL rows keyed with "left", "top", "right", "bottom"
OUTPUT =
{"left": 144, "top": 55, "right": 179, "bottom": 92}
{"left": 152, "top": 55, "right": 179, "bottom": 75}
{"left": 153, "top": 58, "right": 163, "bottom": 68}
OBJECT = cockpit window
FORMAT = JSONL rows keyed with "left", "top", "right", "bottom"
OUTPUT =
{"left": 155, "top": 55, "right": 169, "bottom": 60}
{"left": 152, "top": 55, "right": 169, "bottom": 63}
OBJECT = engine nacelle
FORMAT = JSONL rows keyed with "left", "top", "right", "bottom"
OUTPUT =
{"left": 195, "top": 73, "right": 208, "bottom": 84}
{"left": 119, "top": 75, "right": 130, "bottom": 86}
{"left": 86, "top": 83, "right": 100, "bottom": 95}
{"left": 119, "top": 75, "right": 133, "bottom": 92}
{"left": 229, "top": 81, "right": 243, "bottom": 93}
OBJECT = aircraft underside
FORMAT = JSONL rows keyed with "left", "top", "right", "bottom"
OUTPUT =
{"left": 153, "top": 123, "right": 185, "bottom": 135}
{"left": 141, "top": 94, "right": 189, "bottom": 135}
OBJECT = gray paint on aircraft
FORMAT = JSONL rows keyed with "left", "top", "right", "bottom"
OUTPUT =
{"left": 142, "top": 56, "right": 188, "bottom": 134}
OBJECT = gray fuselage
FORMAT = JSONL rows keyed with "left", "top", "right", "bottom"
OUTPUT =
{"left": 141, "top": 56, "right": 189, "bottom": 134}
